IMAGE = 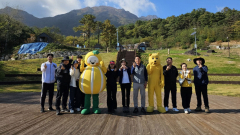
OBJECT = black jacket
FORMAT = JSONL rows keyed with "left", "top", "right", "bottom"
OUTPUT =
{"left": 106, "top": 69, "right": 118, "bottom": 86}
{"left": 163, "top": 65, "right": 178, "bottom": 86}
{"left": 56, "top": 60, "right": 73, "bottom": 84}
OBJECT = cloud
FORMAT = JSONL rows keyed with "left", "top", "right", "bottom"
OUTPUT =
{"left": 0, "top": 0, "right": 156, "bottom": 17}
{"left": 0, "top": 0, "right": 82, "bottom": 18}
{"left": 216, "top": 6, "right": 224, "bottom": 12}
{"left": 107, "top": 0, "right": 156, "bottom": 16}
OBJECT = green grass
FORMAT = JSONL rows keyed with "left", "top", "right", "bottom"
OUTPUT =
{"left": 1, "top": 83, "right": 239, "bottom": 97}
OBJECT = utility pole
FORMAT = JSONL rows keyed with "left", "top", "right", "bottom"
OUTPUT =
{"left": 191, "top": 28, "right": 197, "bottom": 56}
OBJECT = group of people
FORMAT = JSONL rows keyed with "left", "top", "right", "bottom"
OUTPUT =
{"left": 40, "top": 53, "right": 210, "bottom": 115}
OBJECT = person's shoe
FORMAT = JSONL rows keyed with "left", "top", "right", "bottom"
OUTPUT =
{"left": 205, "top": 107, "right": 210, "bottom": 113}
{"left": 93, "top": 108, "right": 101, "bottom": 114}
{"left": 76, "top": 108, "right": 81, "bottom": 112}
{"left": 172, "top": 108, "right": 179, "bottom": 112}
{"left": 70, "top": 109, "right": 74, "bottom": 113}
{"left": 187, "top": 108, "right": 191, "bottom": 112}
{"left": 122, "top": 107, "right": 126, "bottom": 113}
{"left": 126, "top": 107, "right": 130, "bottom": 113}
{"left": 61, "top": 108, "right": 69, "bottom": 112}
{"left": 184, "top": 109, "right": 189, "bottom": 114}
{"left": 165, "top": 107, "right": 169, "bottom": 112}
{"left": 195, "top": 106, "right": 202, "bottom": 112}
{"left": 141, "top": 107, "right": 146, "bottom": 114}
{"left": 40, "top": 108, "right": 45, "bottom": 113}
{"left": 108, "top": 109, "right": 113, "bottom": 113}
{"left": 133, "top": 107, "right": 138, "bottom": 113}
{"left": 56, "top": 109, "right": 60, "bottom": 115}
{"left": 48, "top": 107, "right": 54, "bottom": 111}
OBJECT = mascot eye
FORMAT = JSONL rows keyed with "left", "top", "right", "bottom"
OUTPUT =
{"left": 156, "top": 58, "right": 158, "bottom": 59}
{"left": 152, "top": 58, "right": 154, "bottom": 59}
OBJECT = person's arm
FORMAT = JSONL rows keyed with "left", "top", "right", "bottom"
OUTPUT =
{"left": 41, "top": 63, "right": 46, "bottom": 72}
{"left": 179, "top": 72, "right": 184, "bottom": 79}
{"left": 146, "top": 64, "right": 152, "bottom": 75}
{"left": 144, "top": 66, "right": 148, "bottom": 82}
{"left": 187, "top": 71, "right": 192, "bottom": 79}
{"left": 160, "top": 65, "right": 165, "bottom": 88}
{"left": 127, "top": 67, "right": 132, "bottom": 75}
{"left": 163, "top": 66, "right": 168, "bottom": 76}
{"left": 55, "top": 65, "right": 63, "bottom": 77}
{"left": 131, "top": 66, "right": 136, "bottom": 74}
{"left": 70, "top": 68, "right": 74, "bottom": 76}
{"left": 175, "top": 67, "right": 179, "bottom": 78}
{"left": 80, "top": 60, "right": 86, "bottom": 72}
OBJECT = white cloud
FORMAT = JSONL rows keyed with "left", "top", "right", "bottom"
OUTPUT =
{"left": 107, "top": 0, "right": 156, "bottom": 16}
{"left": 0, "top": 0, "right": 156, "bottom": 17}
{"left": 84, "top": 0, "right": 99, "bottom": 7}
{"left": 0, "top": 0, "right": 82, "bottom": 18}
{"left": 216, "top": 6, "right": 224, "bottom": 12}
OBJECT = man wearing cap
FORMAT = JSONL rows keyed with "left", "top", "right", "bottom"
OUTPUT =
{"left": 193, "top": 57, "right": 210, "bottom": 113}
{"left": 40, "top": 53, "right": 57, "bottom": 113}
{"left": 55, "top": 56, "right": 73, "bottom": 115}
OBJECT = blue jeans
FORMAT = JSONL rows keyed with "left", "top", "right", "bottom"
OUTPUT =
{"left": 69, "top": 86, "right": 81, "bottom": 110}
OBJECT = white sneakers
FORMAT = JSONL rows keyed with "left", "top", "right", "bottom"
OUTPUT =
{"left": 70, "top": 109, "right": 74, "bottom": 113}
{"left": 184, "top": 109, "right": 189, "bottom": 114}
{"left": 165, "top": 107, "right": 169, "bottom": 112}
{"left": 172, "top": 108, "right": 179, "bottom": 112}
{"left": 76, "top": 108, "right": 81, "bottom": 112}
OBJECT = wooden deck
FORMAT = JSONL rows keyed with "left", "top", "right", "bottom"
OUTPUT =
{"left": 0, "top": 91, "right": 239, "bottom": 135}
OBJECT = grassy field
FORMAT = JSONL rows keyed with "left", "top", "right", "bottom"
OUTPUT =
{"left": 0, "top": 48, "right": 239, "bottom": 96}
{"left": 1, "top": 83, "right": 239, "bottom": 97}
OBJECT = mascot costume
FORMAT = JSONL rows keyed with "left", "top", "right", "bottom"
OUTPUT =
{"left": 79, "top": 50, "right": 107, "bottom": 114}
{"left": 146, "top": 53, "right": 166, "bottom": 113}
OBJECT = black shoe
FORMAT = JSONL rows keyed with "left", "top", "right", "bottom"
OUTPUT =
{"left": 141, "top": 107, "right": 146, "bottom": 114}
{"left": 56, "top": 109, "right": 60, "bottom": 115}
{"left": 133, "top": 107, "right": 138, "bottom": 113}
{"left": 48, "top": 107, "right": 54, "bottom": 111}
{"left": 41, "top": 108, "right": 45, "bottom": 113}
{"left": 108, "top": 109, "right": 113, "bottom": 113}
{"left": 126, "top": 107, "right": 129, "bottom": 113}
{"left": 61, "top": 108, "right": 69, "bottom": 112}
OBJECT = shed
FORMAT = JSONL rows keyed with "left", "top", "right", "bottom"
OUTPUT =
{"left": 138, "top": 42, "right": 147, "bottom": 51}
{"left": 93, "top": 43, "right": 103, "bottom": 49}
{"left": 36, "top": 33, "right": 53, "bottom": 43}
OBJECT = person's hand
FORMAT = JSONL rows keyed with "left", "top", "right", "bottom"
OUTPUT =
{"left": 199, "top": 64, "right": 202, "bottom": 68}
{"left": 114, "top": 68, "right": 117, "bottom": 71}
{"left": 144, "top": 82, "right": 147, "bottom": 89}
{"left": 44, "top": 63, "right": 47, "bottom": 69}
{"left": 188, "top": 70, "right": 191, "bottom": 74}
{"left": 120, "top": 65, "right": 123, "bottom": 70}
{"left": 107, "top": 68, "right": 110, "bottom": 71}
{"left": 71, "top": 65, "right": 73, "bottom": 70}
{"left": 133, "top": 62, "right": 136, "bottom": 68}
{"left": 100, "top": 61, "right": 104, "bottom": 67}
{"left": 122, "top": 65, "right": 126, "bottom": 70}
{"left": 166, "top": 66, "right": 171, "bottom": 71}
{"left": 182, "top": 70, "right": 185, "bottom": 76}
{"left": 61, "top": 65, "right": 65, "bottom": 70}
{"left": 76, "top": 79, "right": 79, "bottom": 82}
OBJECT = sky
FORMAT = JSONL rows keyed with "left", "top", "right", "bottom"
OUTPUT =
{"left": 0, "top": 0, "right": 240, "bottom": 18}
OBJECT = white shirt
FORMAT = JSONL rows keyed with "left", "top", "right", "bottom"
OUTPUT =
{"left": 120, "top": 69, "right": 130, "bottom": 84}
{"left": 70, "top": 68, "right": 80, "bottom": 87}
{"left": 41, "top": 61, "right": 57, "bottom": 83}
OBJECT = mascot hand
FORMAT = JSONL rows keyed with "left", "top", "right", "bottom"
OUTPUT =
{"left": 100, "top": 61, "right": 104, "bottom": 67}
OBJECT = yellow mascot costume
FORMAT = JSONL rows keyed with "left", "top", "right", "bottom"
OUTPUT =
{"left": 146, "top": 53, "right": 166, "bottom": 113}
{"left": 79, "top": 50, "right": 107, "bottom": 114}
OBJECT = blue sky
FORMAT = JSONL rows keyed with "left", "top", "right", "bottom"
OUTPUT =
{"left": 0, "top": 0, "right": 240, "bottom": 18}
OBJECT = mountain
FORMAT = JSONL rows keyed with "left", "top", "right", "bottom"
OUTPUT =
{"left": 0, "top": 6, "right": 142, "bottom": 36}
{"left": 139, "top": 15, "right": 158, "bottom": 20}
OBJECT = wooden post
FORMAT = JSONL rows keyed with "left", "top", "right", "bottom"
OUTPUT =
{"left": 168, "top": 49, "right": 170, "bottom": 54}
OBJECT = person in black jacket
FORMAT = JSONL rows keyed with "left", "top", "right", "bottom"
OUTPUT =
{"left": 106, "top": 61, "right": 118, "bottom": 113}
{"left": 55, "top": 56, "right": 73, "bottom": 115}
{"left": 163, "top": 57, "right": 179, "bottom": 112}
{"left": 118, "top": 58, "right": 132, "bottom": 113}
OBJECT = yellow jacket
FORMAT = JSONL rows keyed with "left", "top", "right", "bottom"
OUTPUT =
{"left": 179, "top": 71, "right": 192, "bottom": 87}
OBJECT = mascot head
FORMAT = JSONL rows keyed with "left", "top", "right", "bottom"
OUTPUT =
{"left": 149, "top": 53, "right": 161, "bottom": 66}
{"left": 85, "top": 50, "right": 102, "bottom": 67}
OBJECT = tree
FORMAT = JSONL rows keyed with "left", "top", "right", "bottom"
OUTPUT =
{"left": 101, "top": 19, "right": 116, "bottom": 49}
{"left": 95, "top": 21, "right": 103, "bottom": 44}
{"left": 73, "top": 14, "right": 96, "bottom": 47}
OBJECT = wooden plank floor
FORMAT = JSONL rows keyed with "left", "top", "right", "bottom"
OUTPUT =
{"left": 0, "top": 91, "right": 239, "bottom": 135}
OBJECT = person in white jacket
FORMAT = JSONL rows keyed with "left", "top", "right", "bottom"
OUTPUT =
{"left": 68, "top": 61, "right": 81, "bottom": 113}
{"left": 40, "top": 54, "right": 57, "bottom": 113}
